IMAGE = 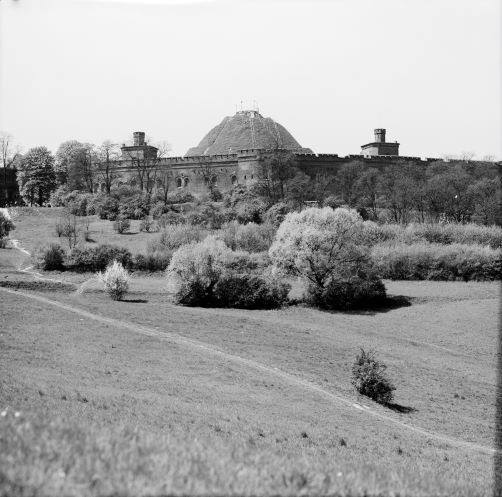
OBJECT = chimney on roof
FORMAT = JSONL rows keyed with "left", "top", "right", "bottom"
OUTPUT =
{"left": 374, "top": 129, "right": 386, "bottom": 143}
{"left": 133, "top": 131, "right": 145, "bottom": 147}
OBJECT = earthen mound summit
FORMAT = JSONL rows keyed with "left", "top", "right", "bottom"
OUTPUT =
{"left": 185, "top": 110, "right": 312, "bottom": 156}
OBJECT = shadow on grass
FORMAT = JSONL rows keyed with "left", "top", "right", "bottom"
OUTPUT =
{"left": 120, "top": 298, "right": 148, "bottom": 303}
{"left": 323, "top": 295, "right": 412, "bottom": 316}
{"left": 383, "top": 402, "right": 417, "bottom": 414}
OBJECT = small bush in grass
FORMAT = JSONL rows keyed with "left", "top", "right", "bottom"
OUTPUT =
{"left": 97, "top": 261, "right": 130, "bottom": 300}
{"left": 139, "top": 216, "right": 156, "bottom": 233}
{"left": 35, "top": 244, "right": 66, "bottom": 271}
{"left": 351, "top": 348, "right": 395, "bottom": 404}
{"left": 112, "top": 216, "right": 131, "bottom": 234}
{"left": 213, "top": 274, "right": 290, "bottom": 309}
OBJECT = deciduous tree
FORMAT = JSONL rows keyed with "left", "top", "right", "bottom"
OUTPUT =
{"left": 17, "top": 147, "right": 56, "bottom": 206}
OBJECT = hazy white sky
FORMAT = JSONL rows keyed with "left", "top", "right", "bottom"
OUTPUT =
{"left": 0, "top": 0, "right": 500, "bottom": 158}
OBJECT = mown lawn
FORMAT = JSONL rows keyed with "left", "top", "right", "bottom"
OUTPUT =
{"left": 0, "top": 248, "right": 499, "bottom": 496}
{"left": 1, "top": 212, "right": 500, "bottom": 496}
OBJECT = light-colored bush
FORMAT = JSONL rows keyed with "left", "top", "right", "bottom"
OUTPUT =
{"left": 167, "top": 236, "right": 235, "bottom": 306}
{"left": 371, "top": 242, "right": 502, "bottom": 281}
{"left": 270, "top": 207, "right": 368, "bottom": 287}
{"left": 147, "top": 224, "right": 205, "bottom": 253}
{"left": 407, "top": 223, "right": 502, "bottom": 248}
{"left": 270, "top": 207, "right": 385, "bottom": 309}
{"left": 221, "top": 221, "right": 275, "bottom": 252}
{"left": 97, "top": 260, "right": 130, "bottom": 300}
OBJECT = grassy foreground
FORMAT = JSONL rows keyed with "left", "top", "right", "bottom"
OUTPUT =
{"left": 0, "top": 238, "right": 499, "bottom": 496}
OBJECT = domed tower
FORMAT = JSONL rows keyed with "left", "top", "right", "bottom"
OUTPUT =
{"left": 185, "top": 110, "right": 312, "bottom": 156}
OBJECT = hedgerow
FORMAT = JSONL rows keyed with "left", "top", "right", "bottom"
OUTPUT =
{"left": 65, "top": 244, "right": 133, "bottom": 272}
{"left": 371, "top": 242, "right": 502, "bottom": 281}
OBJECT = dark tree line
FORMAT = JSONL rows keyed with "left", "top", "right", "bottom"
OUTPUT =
{"left": 255, "top": 152, "right": 501, "bottom": 225}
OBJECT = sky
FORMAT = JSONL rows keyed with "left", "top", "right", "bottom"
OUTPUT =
{"left": 0, "top": 0, "right": 500, "bottom": 159}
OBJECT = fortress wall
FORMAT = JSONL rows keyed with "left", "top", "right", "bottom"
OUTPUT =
{"left": 105, "top": 152, "right": 448, "bottom": 197}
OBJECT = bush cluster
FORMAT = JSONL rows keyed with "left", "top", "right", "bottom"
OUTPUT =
{"left": 147, "top": 225, "right": 205, "bottom": 252}
{"left": 362, "top": 221, "right": 502, "bottom": 249}
{"left": 133, "top": 251, "right": 172, "bottom": 272}
{"left": 112, "top": 217, "right": 131, "bottom": 234}
{"left": 35, "top": 243, "right": 65, "bottom": 270}
{"left": 308, "top": 272, "right": 386, "bottom": 311}
{"left": 213, "top": 273, "right": 289, "bottom": 309}
{"left": 65, "top": 244, "right": 133, "bottom": 272}
{"left": 371, "top": 242, "right": 502, "bottom": 281}
{"left": 167, "top": 237, "right": 289, "bottom": 309}
{"left": 221, "top": 221, "right": 276, "bottom": 252}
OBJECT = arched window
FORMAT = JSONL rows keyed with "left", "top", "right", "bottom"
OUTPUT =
{"left": 183, "top": 177, "right": 189, "bottom": 187}
{"left": 231, "top": 175, "right": 237, "bottom": 185}
{"left": 211, "top": 175, "right": 217, "bottom": 184}
{"left": 176, "top": 177, "right": 182, "bottom": 188}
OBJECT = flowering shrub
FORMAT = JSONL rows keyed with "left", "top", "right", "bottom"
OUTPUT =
{"left": 97, "top": 260, "right": 130, "bottom": 300}
{"left": 221, "top": 221, "right": 275, "bottom": 252}
{"left": 148, "top": 225, "right": 205, "bottom": 252}
{"left": 270, "top": 207, "right": 367, "bottom": 286}
{"left": 167, "top": 236, "right": 234, "bottom": 306}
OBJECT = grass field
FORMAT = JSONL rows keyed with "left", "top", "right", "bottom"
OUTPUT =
{"left": 0, "top": 235, "right": 499, "bottom": 496}
{"left": 8, "top": 207, "right": 156, "bottom": 255}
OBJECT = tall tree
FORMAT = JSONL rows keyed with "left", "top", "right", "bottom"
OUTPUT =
{"left": 55, "top": 140, "right": 95, "bottom": 191}
{"left": 256, "top": 149, "right": 298, "bottom": 203}
{"left": 355, "top": 167, "right": 380, "bottom": 219}
{"left": 335, "top": 161, "right": 364, "bottom": 207}
{"left": 96, "top": 141, "right": 120, "bottom": 194}
{"left": 17, "top": 147, "right": 56, "bottom": 206}
{"left": 0, "top": 133, "right": 21, "bottom": 207}
{"left": 123, "top": 139, "right": 170, "bottom": 194}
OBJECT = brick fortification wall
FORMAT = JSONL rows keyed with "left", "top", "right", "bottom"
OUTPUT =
{"left": 110, "top": 150, "right": 447, "bottom": 197}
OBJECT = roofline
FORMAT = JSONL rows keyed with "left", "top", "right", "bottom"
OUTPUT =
{"left": 361, "top": 142, "right": 400, "bottom": 148}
